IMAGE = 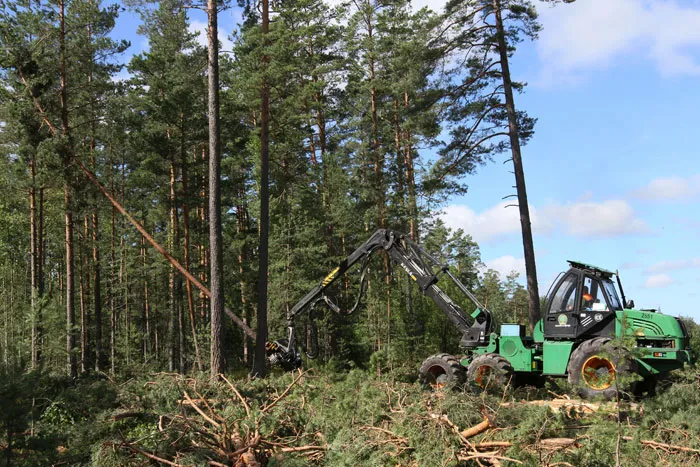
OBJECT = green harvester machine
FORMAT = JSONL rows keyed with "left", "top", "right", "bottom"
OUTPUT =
{"left": 426, "top": 260, "right": 695, "bottom": 398}
{"left": 266, "top": 230, "right": 695, "bottom": 399}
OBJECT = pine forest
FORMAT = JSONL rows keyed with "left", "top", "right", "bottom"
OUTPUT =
{"left": 0, "top": 0, "right": 699, "bottom": 465}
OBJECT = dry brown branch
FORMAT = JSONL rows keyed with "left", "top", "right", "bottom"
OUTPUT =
{"left": 122, "top": 443, "right": 192, "bottom": 467}
{"left": 181, "top": 399, "right": 219, "bottom": 406}
{"left": 192, "top": 385, "right": 222, "bottom": 424}
{"left": 429, "top": 413, "right": 476, "bottom": 449}
{"left": 261, "top": 370, "right": 308, "bottom": 413}
{"left": 458, "top": 452, "right": 523, "bottom": 464}
{"left": 474, "top": 441, "right": 512, "bottom": 450}
{"left": 219, "top": 374, "right": 251, "bottom": 418}
{"left": 622, "top": 436, "right": 700, "bottom": 454}
{"left": 278, "top": 445, "right": 327, "bottom": 453}
{"left": 182, "top": 391, "right": 221, "bottom": 429}
{"left": 461, "top": 414, "right": 493, "bottom": 439}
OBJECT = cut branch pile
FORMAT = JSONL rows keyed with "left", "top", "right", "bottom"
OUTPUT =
{"left": 113, "top": 371, "right": 325, "bottom": 466}
{"left": 104, "top": 374, "right": 700, "bottom": 466}
{"left": 428, "top": 397, "right": 698, "bottom": 466}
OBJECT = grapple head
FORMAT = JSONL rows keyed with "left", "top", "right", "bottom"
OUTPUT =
{"left": 265, "top": 338, "right": 302, "bottom": 371}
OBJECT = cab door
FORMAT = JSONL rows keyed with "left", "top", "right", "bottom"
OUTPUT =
{"left": 544, "top": 272, "right": 581, "bottom": 339}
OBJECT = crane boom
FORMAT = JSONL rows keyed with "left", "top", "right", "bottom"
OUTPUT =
{"left": 266, "top": 229, "right": 494, "bottom": 370}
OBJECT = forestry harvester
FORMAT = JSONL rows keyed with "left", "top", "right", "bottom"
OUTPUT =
{"left": 266, "top": 229, "right": 695, "bottom": 399}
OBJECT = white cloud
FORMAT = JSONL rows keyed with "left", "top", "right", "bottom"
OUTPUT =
{"left": 326, "top": 0, "right": 447, "bottom": 12}
{"left": 644, "top": 274, "right": 675, "bottom": 288}
{"left": 188, "top": 20, "right": 234, "bottom": 53}
{"left": 542, "top": 200, "right": 647, "bottom": 237}
{"left": 484, "top": 255, "right": 525, "bottom": 278}
{"left": 441, "top": 202, "right": 550, "bottom": 243}
{"left": 442, "top": 198, "right": 646, "bottom": 242}
{"left": 645, "top": 258, "right": 700, "bottom": 274}
{"left": 411, "top": 0, "right": 448, "bottom": 12}
{"left": 633, "top": 175, "right": 700, "bottom": 200}
{"left": 535, "top": 0, "right": 700, "bottom": 83}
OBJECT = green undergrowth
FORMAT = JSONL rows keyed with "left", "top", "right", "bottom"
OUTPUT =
{"left": 2, "top": 365, "right": 699, "bottom": 466}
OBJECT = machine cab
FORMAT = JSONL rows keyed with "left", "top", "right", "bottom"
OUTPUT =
{"left": 543, "top": 261, "right": 623, "bottom": 339}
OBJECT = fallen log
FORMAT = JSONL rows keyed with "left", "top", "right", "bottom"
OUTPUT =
{"left": 538, "top": 438, "right": 579, "bottom": 450}
{"left": 501, "top": 398, "right": 639, "bottom": 418}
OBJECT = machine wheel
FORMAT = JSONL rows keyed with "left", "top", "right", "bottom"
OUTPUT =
{"left": 467, "top": 353, "right": 514, "bottom": 392}
{"left": 567, "top": 337, "right": 636, "bottom": 400}
{"left": 419, "top": 354, "right": 466, "bottom": 389}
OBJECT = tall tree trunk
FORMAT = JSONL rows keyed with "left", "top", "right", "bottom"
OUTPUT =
{"left": 252, "top": 0, "right": 270, "bottom": 378}
{"left": 493, "top": 0, "right": 540, "bottom": 332}
{"left": 110, "top": 158, "right": 116, "bottom": 376}
{"left": 208, "top": 0, "right": 225, "bottom": 378}
{"left": 38, "top": 187, "right": 44, "bottom": 300}
{"left": 93, "top": 208, "right": 102, "bottom": 371}
{"left": 168, "top": 155, "right": 180, "bottom": 372}
{"left": 236, "top": 197, "right": 251, "bottom": 364}
{"left": 60, "top": 0, "right": 77, "bottom": 378}
{"left": 80, "top": 216, "right": 91, "bottom": 373}
{"left": 199, "top": 146, "right": 208, "bottom": 322}
{"left": 403, "top": 92, "right": 417, "bottom": 242}
{"left": 141, "top": 234, "right": 150, "bottom": 362}
{"left": 30, "top": 152, "right": 40, "bottom": 369}
{"left": 366, "top": 0, "right": 384, "bottom": 228}
{"left": 89, "top": 36, "right": 103, "bottom": 371}
{"left": 182, "top": 137, "right": 202, "bottom": 372}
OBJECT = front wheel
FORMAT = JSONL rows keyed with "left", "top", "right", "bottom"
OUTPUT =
{"left": 567, "top": 337, "right": 637, "bottom": 400}
{"left": 419, "top": 354, "right": 466, "bottom": 389}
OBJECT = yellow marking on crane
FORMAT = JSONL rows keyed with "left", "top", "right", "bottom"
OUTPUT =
{"left": 323, "top": 267, "right": 340, "bottom": 286}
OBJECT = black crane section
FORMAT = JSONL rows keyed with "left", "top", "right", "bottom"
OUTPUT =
{"left": 266, "top": 229, "right": 494, "bottom": 370}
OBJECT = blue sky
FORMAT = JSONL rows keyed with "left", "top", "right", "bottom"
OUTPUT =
{"left": 110, "top": 0, "right": 700, "bottom": 321}
{"left": 439, "top": 0, "right": 700, "bottom": 321}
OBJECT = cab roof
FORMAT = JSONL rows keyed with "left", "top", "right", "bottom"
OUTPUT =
{"left": 567, "top": 260, "right": 615, "bottom": 277}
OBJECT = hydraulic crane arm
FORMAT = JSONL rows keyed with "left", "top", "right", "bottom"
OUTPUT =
{"left": 266, "top": 229, "right": 494, "bottom": 370}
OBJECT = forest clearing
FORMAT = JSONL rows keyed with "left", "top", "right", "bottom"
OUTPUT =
{"left": 2, "top": 0, "right": 700, "bottom": 465}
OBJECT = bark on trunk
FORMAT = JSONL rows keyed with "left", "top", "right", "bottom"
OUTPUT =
{"left": 60, "top": 0, "right": 77, "bottom": 378}
{"left": 493, "top": 0, "right": 541, "bottom": 331}
{"left": 208, "top": 0, "right": 225, "bottom": 377}
{"left": 252, "top": 0, "right": 270, "bottom": 378}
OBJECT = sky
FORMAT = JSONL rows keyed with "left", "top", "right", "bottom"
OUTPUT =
{"left": 110, "top": 0, "right": 700, "bottom": 321}
{"left": 439, "top": 0, "right": 700, "bottom": 321}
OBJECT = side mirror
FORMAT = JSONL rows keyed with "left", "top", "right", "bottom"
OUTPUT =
{"left": 625, "top": 299, "right": 635, "bottom": 309}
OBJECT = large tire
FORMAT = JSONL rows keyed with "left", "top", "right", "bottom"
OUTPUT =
{"left": 567, "top": 337, "right": 637, "bottom": 400}
{"left": 467, "top": 353, "right": 514, "bottom": 392}
{"left": 419, "top": 354, "right": 466, "bottom": 389}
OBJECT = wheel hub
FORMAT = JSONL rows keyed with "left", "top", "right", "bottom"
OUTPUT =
{"left": 581, "top": 356, "right": 616, "bottom": 390}
{"left": 427, "top": 365, "right": 448, "bottom": 388}
{"left": 474, "top": 366, "right": 493, "bottom": 388}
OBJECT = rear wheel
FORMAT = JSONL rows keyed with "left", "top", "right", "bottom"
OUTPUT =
{"left": 567, "top": 337, "right": 636, "bottom": 400}
{"left": 419, "top": 354, "right": 466, "bottom": 389}
{"left": 467, "top": 353, "right": 514, "bottom": 392}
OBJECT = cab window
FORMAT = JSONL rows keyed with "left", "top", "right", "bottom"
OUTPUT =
{"left": 549, "top": 274, "right": 578, "bottom": 313}
{"left": 582, "top": 276, "right": 610, "bottom": 311}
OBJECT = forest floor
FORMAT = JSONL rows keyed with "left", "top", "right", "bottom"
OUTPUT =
{"left": 2, "top": 363, "right": 700, "bottom": 466}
